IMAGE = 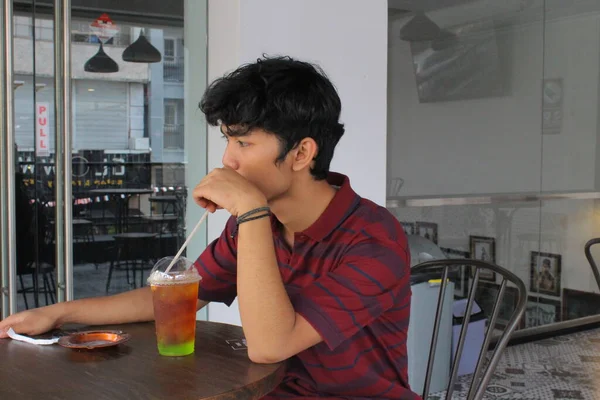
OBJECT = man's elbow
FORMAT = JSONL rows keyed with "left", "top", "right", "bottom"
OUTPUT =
{"left": 247, "top": 345, "right": 287, "bottom": 364}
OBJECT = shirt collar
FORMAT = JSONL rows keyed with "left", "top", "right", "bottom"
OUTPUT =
{"left": 300, "top": 172, "right": 361, "bottom": 242}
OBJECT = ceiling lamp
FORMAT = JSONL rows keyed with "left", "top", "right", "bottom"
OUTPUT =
{"left": 122, "top": 31, "right": 161, "bottom": 63}
{"left": 84, "top": 43, "right": 119, "bottom": 73}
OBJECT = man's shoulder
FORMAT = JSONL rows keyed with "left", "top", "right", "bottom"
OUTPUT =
{"left": 335, "top": 197, "right": 408, "bottom": 257}
{"left": 346, "top": 197, "right": 403, "bottom": 236}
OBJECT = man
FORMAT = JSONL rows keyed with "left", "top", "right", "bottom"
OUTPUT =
{"left": 537, "top": 258, "right": 555, "bottom": 291}
{"left": 479, "top": 247, "right": 489, "bottom": 262}
{"left": 0, "top": 56, "right": 418, "bottom": 399}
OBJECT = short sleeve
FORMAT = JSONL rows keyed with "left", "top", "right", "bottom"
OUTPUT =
{"left": 291, "top": 238, "right": 411, "bottom": 350}
{"left": 194, "top": 216, "right": 238, "bottom": 306}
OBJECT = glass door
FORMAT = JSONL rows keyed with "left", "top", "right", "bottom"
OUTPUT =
{"left": 1, "top": 0, "right": 208, "bottom": 318}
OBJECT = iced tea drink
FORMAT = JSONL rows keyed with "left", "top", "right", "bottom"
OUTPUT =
{"left": 147, "top": 257, "right": 201, "bottom": 356}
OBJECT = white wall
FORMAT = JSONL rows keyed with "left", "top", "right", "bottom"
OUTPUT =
{"left": 541, "top": 15, "right": 600, "bottom": 191}
{"left": 205, "top": 0, "right": 242, "bottom": 326}
{"left": 205, "top": 0, "right": 388, "bottom": 326}
{"left": 184, "top": 0, "right": 210, "bottom": 321}
{"left": 388, "top": 14, "right": 600, "bottom": 196}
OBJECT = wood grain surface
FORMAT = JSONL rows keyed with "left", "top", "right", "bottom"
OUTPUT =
{"left": 0, "top": 321, "right": 285, "bottom": 399}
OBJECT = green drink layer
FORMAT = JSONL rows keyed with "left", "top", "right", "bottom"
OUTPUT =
{"left": 157, "top": 340, "right": 195, "bottom": 356}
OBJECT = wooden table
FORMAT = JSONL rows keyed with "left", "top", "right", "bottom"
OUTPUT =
{"left": 89, "top": 188, "right": 154, "bottom": 233}
{"left": 0, "top": 321, "right": 285, "bottom": 399}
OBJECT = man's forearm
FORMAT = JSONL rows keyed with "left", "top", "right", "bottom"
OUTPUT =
{"left": 51, "top": 287, "right": 155, "bottom": 327}
{"left": 237, "top": 217, "right": 296, "bottom": 360}
{"left": 50, "top": 288, "right": 209, "bottom": 328}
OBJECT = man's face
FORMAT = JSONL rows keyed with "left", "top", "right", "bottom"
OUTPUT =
{"left": 542, "top": 262, "right": 551, "bottom": 272}
{"left": 221, "top": 126, "right": 294, "bottom": 202}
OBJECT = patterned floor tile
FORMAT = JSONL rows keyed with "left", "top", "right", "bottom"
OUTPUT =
{"left": 428, "top": 328, "right": 600, "bottom": 400}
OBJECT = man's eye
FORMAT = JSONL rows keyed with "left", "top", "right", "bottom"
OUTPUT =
{"left": 237, "top": 141, "right": 248, "bottom": 147}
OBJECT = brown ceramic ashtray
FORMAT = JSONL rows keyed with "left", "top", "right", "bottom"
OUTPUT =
{"left": 58, "top": 330, "right": 131, "bottom": 350}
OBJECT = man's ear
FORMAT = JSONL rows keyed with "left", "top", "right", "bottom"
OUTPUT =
{"left": 291, "top": 138, "right": 318, "bottom": 172}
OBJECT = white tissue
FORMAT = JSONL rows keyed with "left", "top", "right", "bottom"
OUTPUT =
{"left": 7, "top": 328, "right": 59, "bottom": 345}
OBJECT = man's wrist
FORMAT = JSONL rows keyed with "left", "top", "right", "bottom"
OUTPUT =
{"left": 49, "top": 302, "right": 69, "bottom": 326}
{"left": 237, "top": 197, "right": 268, "bottom": 216}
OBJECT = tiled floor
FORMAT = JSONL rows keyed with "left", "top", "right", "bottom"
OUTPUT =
{"left": 429, "top": 328, "right": 600, "bottom": 399}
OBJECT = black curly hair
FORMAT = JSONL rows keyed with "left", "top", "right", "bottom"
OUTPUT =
{"left": 199, "top": 55, "right": 345, "bottom": 180}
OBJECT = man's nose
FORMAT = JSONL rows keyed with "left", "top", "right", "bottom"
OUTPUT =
{"left": 222, "top": 146, "right": 239, "bottom": 170}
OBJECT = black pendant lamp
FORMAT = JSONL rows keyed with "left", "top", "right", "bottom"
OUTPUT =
{"left": 400, "top": 12, "right": 455, "bottom": 43}
{"left": 122, "top": 31, "right": 162, "bottom": 63}
{"left": 84, "top": 43, "right": 119, "bottom": 73}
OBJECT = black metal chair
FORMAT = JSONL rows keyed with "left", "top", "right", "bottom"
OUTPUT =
{"left": 412, "top": 259, "right": 526, "bottom": 400}
{"left": 584, "top": 238, "right": 600, "bottom": 290}
{"left": 145, "top": 189, "right": 187, "bottom": 259}
{"left": 16, "top": 260, "right": 56, "bottom": 309}
{"left": 16, "top": 201, "right": 56, "bottom": 309}
{"left": 105, "top": 232, "right": 158, "bottom": 293}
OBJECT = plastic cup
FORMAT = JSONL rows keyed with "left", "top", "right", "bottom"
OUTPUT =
{"left": 147, "top": 257, "right": 201, "bottom": 356}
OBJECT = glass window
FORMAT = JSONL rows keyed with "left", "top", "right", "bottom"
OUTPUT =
{"left": 8, "top": 5, "right": 206, "bottom": 312}
{"left": 164, "top": 38, "right": 175, "bottom": 60}
{"left": 386, "top": 1, "right": 600, "bottom": 335}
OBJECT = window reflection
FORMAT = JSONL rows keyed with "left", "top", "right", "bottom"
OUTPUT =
{"left": 13, "top": 13, "right": 187, "bottom": 309}
{"left": 388, "top": 1, "right": 600, "bottom": 333}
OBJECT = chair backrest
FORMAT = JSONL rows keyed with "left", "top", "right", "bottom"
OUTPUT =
{"left": 584, "top": 238, "right": 600, "bottom": 291}
{"left": 16, "top": 182, "right": 54, "bottom": 272}
{"left": 411, "top": 259, "right": 526, "bottom": 400}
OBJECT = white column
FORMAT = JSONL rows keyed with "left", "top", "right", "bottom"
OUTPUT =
{"left": 206, "top": 0, "right": 388, "bottom": 325}
{"left": 184, "top": 0, "right": 209, "bottom": 321}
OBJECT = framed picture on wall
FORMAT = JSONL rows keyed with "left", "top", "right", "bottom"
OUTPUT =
{"left": 469, "top": 236, "right": 496, "bottom": 282}
{"left": 524, "top": 296, "right": 561, "bottom": 328}
{"left": 400, "top": 222, "right": 415, "bottom": 236}
{"left": 416, "top": 221, "right": 438, "bottom": 244}
{"left": 441, "top": 247, "right": 470, "bottom": 298}
{"left": 562, "top": 289, "right": 600, "bottom": 321}
{"left": 530, "top": 251, "right": 561, "bottom": 297}
{"left": 475, "top": 282, "right": 521, "bottom": 330}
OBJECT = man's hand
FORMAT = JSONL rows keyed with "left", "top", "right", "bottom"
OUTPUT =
{"left": 192, "top": 168, "right": 267, "bottom": 216}
{"left": 0, "top": 307, "right": 60, "bottom": 338}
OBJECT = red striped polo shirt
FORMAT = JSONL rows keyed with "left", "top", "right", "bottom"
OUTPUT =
{"left": 194, "top": 173, "right": 420, "bottom": 399}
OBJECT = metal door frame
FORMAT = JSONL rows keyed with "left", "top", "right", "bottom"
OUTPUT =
{"left": 1, "top": 0, "right": 72, "bottom": 319}
{"left": 1, "top": 0, "right": 18, "bottom": 318}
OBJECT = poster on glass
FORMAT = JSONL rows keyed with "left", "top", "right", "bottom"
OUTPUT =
{"left": 530, "top": 251, "right": 561, "bottom": 297}
{"left": 469, "top": 235, "right": 496, "bottom": 282}
{"left": 441, "top": 247, "right": 470, "bottom": 298}
{"left": 400, "top": 222, "right": 415, "bottom": 236}
{"left": 524, "top": 296, "right": 560, "bottom": 328}
{"left": 416, "top": 221, "right": 438, "bottom": 244}
{"left": 562, "top": 288, "right": 600, "bottom": 321}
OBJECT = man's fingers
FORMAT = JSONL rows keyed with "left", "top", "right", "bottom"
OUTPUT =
{"left": 192, "top": 185, "right": 220, "bottom": 212}
{"left": 0, "top": 320, "right": 9, "bottom": 332}
{"left": 0, "top": 321, "right": 15, "bottom": 338}
{"left": 195, "top": 197, "right": 218, "bottom": 212}
{"left": 193, "top": 183, "right": 213, "bottom": 208}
